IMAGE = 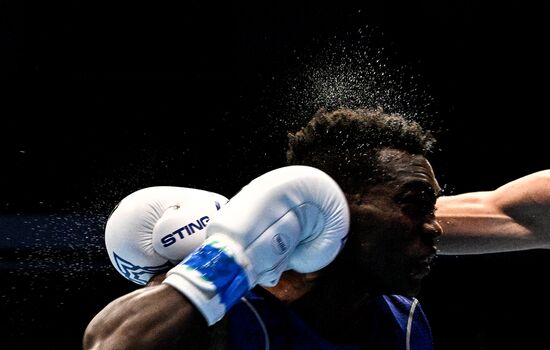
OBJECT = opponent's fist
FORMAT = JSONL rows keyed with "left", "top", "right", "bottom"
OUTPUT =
{"left": 104, "top": 186, "right": 229, "bottom": 285}
{"left": 163, "top": 166, "right": 350, "bottom": 325}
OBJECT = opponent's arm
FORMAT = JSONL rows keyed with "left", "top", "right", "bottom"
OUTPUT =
{"left": 436, "top": 170, "right": 550, "bottom": 255}
{"left": 83, "top": 282, "right": 209, "bottom": 350}
{"left": 84, "top": 166, "right": 349, "bottom": 348}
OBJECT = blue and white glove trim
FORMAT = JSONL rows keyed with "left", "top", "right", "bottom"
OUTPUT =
{"left": 163, "top": 235, "right": 256, "bottom": 325}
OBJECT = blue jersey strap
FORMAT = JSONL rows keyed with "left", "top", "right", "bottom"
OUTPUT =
{"left": 227, "top": 288, "right": 433, "bottom": 350}
{"left": 363, "top": 295, "right": 434, "bottom": 350}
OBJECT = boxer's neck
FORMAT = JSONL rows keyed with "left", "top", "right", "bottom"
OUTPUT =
{"left": 287, "top": 269, "right": 376, "bottom": 346}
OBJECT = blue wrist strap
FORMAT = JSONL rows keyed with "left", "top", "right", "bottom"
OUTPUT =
{"left": 181, "top": 243, "right": 250, "bottom": 310}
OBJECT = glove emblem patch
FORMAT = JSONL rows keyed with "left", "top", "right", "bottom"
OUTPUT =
{"left": 113, "top": 252, "right": 172, "bottom": 285}
{"left": 272, "top": 233, "right": 290, "bottom": 255}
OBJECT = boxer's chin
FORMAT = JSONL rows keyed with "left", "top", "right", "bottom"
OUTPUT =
{"left": 402, "top": 271, "right": 427, "bottom": 296}
{"left": 385, "top": 272, "right": 424, "bottom": 296}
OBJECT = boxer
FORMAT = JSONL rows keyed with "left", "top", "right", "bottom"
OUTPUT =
{"left": 84, "top": 108, "right": 450, "bottom": 349}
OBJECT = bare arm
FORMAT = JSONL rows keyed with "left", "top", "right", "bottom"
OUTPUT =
{"left": 82, "top": 277, "right": 211, "bottom": 350}
{"left": 436, "top": 170, "right": 550, "bottom": 255}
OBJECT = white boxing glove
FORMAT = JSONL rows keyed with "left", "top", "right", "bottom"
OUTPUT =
{"left": 163, "top": 165, "right": 350, "bottom": 325}
{"left": 104, "top": 186, "right": 229, "bottom": 285}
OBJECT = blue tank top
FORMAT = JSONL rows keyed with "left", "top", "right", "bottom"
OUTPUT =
{"left": 227, "top": 287, "right": 433, "bottom": 350}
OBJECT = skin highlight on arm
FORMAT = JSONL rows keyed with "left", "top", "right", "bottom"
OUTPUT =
{"left": 83, "top": 284, "right": 209, "bottom": 350}
{"left": 436, "top": 170, "right": 550, "bottom": 255}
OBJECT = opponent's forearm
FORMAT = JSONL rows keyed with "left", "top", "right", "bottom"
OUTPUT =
{"left": 436, "top": 194, "right": 536, "bottom": 255}
{"left": 83, "top": 284, "right": 207, "bottom": 350}
{"left": 436, "top": 213, "right": 533, "bottom": 254}
{"left": 436, "top": 170, "right": 550, "bottom": 254}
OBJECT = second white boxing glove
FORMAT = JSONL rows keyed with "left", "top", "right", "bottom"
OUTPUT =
{"left": 163, "top": 165, "right": 350, "bottom": 325}
{"left": 104, "top": 186, "right": 228, "bottom": 285}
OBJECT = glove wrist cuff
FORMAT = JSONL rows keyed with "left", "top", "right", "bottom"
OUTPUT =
{"left": 162, "top": 235, "right": 255, "bottom": 325}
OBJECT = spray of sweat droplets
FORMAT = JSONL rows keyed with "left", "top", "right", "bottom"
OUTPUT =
{"left": 0, "top": 143, "right": 189, "bottom": 338}
{"left": 259, "top": 25, "right": 441, "bottom": 139}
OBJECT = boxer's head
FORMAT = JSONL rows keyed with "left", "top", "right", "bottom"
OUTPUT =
{"left": 287, "top": 107, "right": 441, "bottom": 296}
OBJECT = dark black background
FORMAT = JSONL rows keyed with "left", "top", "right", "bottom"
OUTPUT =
{"left": 2, "top": 1, "right": 550, "bottom": 349}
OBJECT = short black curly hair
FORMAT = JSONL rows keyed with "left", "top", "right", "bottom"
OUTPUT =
{"left": 286, "top": 107, "right": 436, "bottom": 193}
